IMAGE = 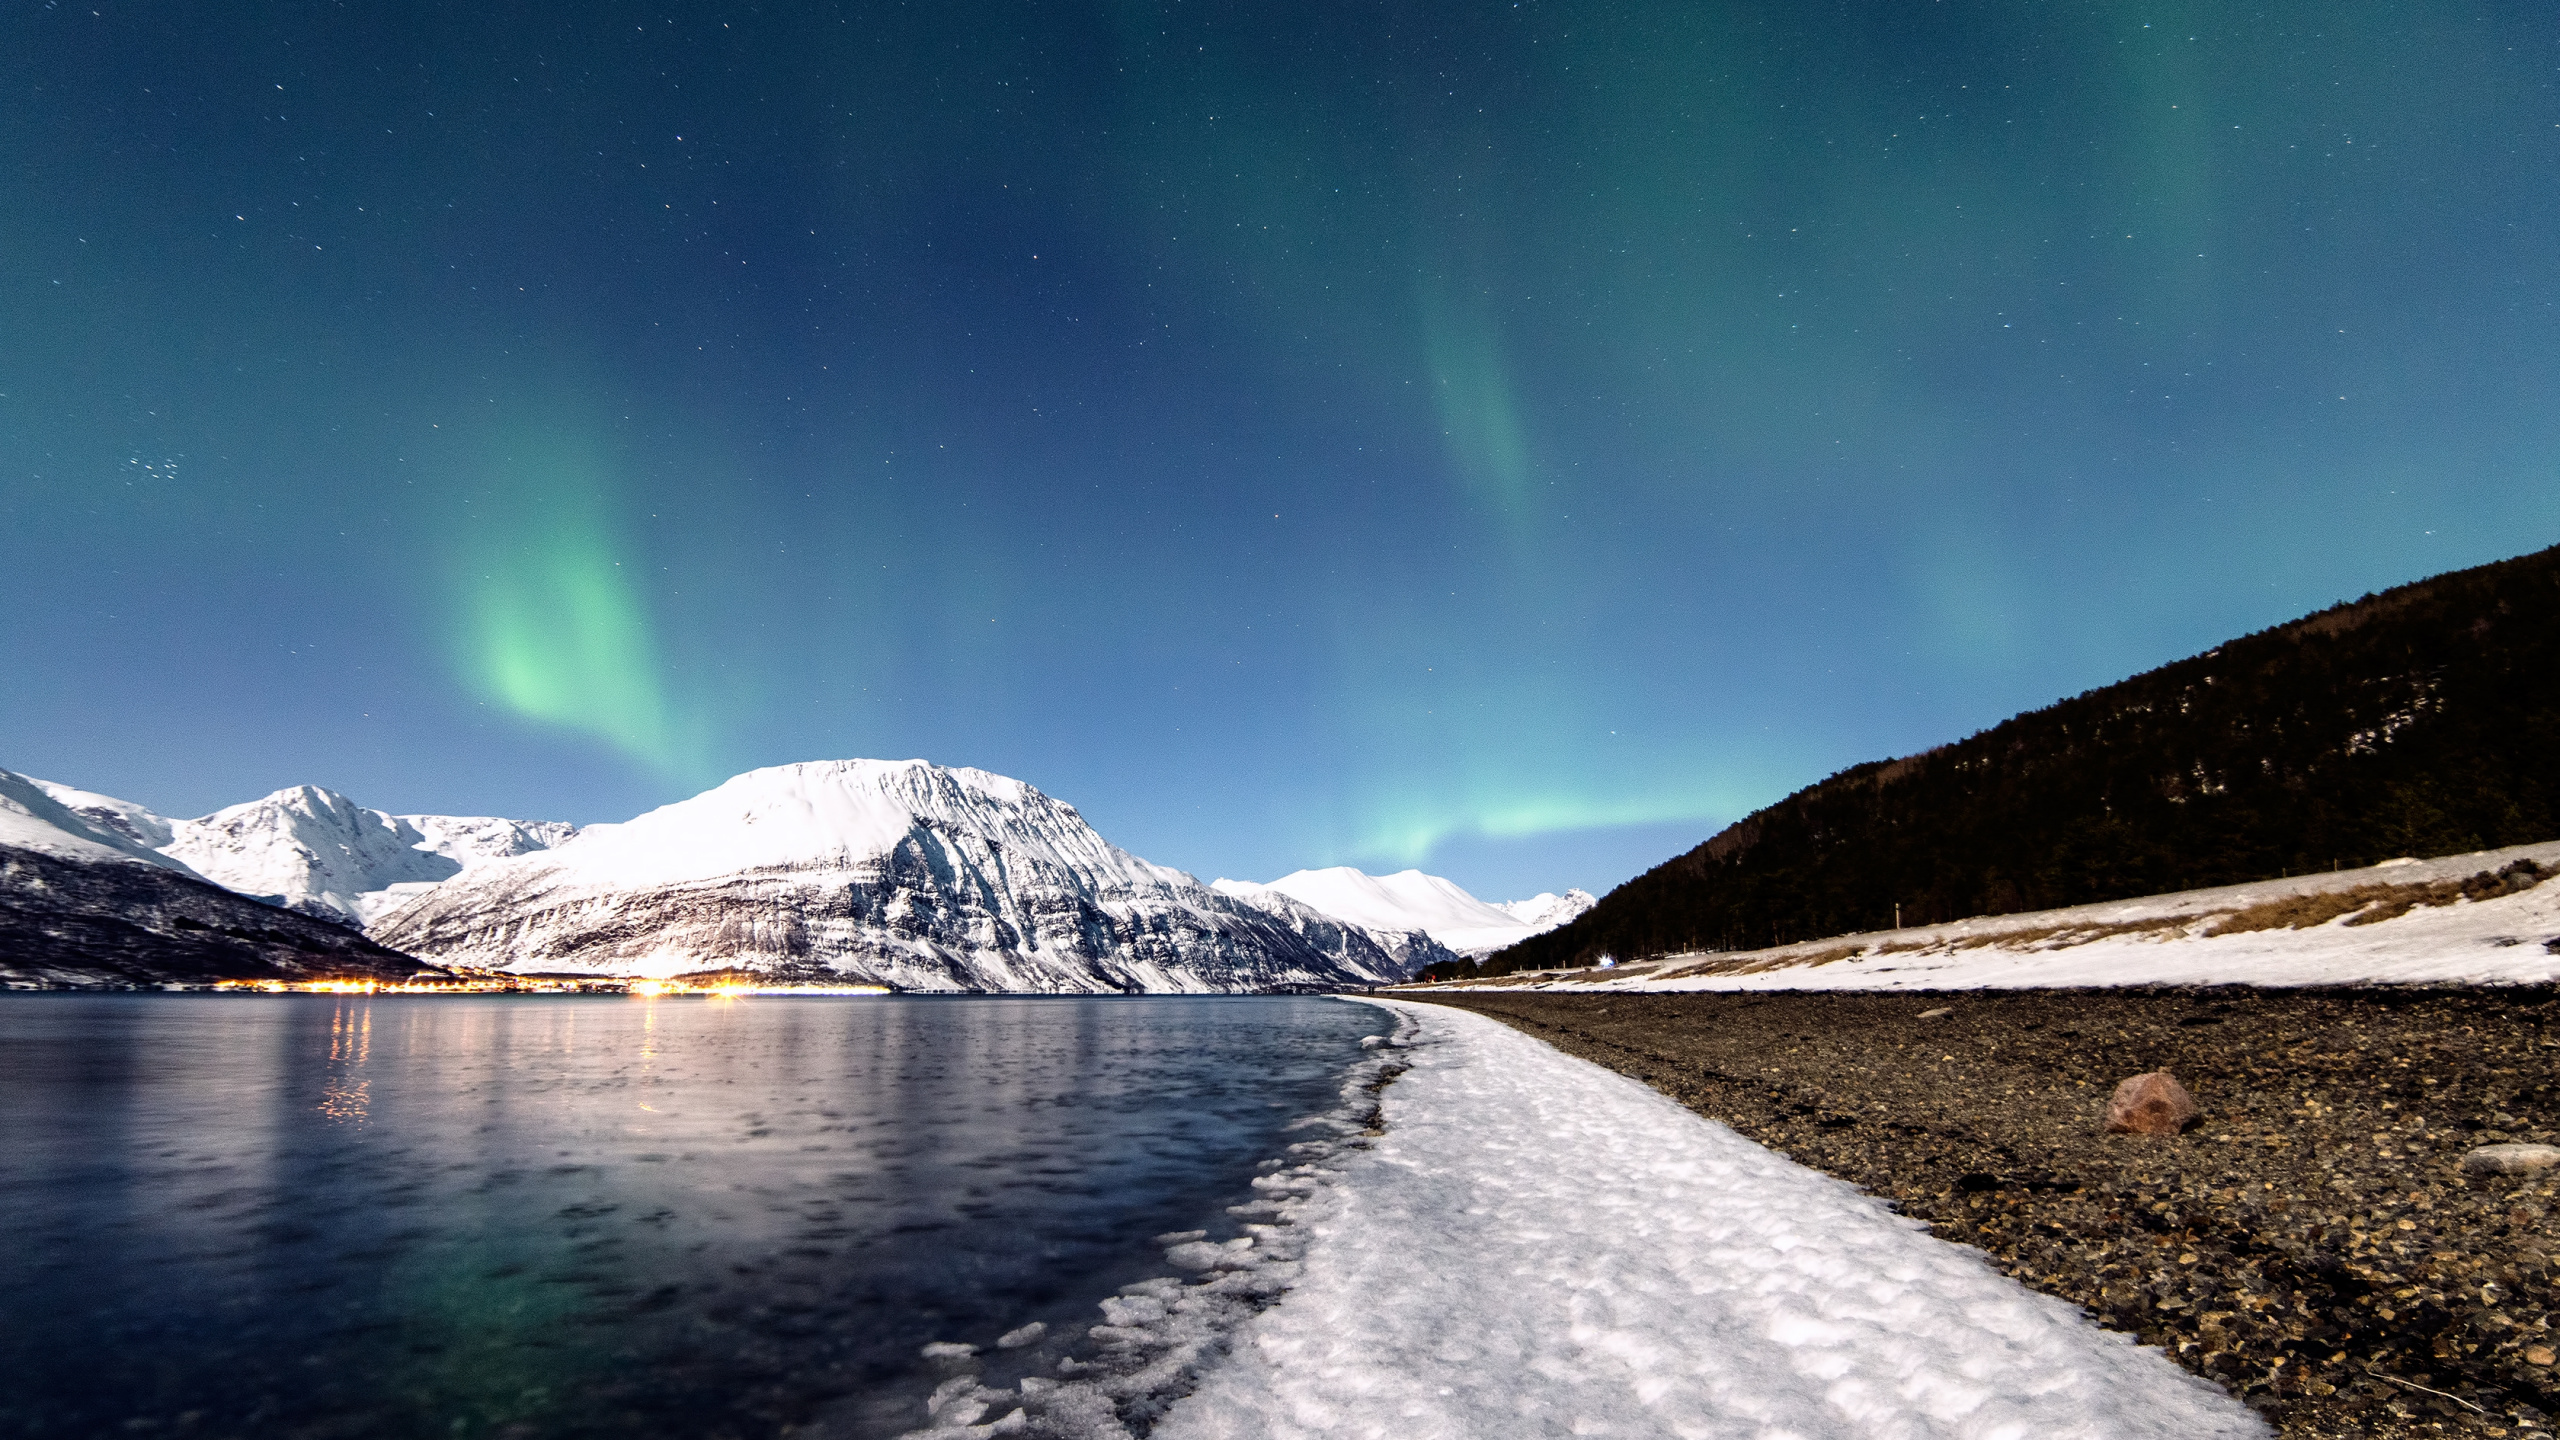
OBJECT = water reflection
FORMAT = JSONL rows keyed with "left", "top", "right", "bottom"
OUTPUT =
{"left": 319, "top": 998, "right": 372, "bottom": 1122}
{"left": 0, "top": 994, "right": 1381, "bottom": 1440}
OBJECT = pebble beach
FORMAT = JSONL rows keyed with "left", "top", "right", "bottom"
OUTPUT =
{"left": 1414, "top": 986, "right": 2560, "bottom": 1439}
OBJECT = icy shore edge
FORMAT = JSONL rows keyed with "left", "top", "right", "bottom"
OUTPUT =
{"left": 894, "top": 1002, "right": 1420, "bottom": 1439}
{"left": 901, "top": 999, "right": 2269, "bottom": 1439}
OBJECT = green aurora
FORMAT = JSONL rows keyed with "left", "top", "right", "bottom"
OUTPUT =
{"left": 3, "top": 0, "right": 2554, "bottom": 894}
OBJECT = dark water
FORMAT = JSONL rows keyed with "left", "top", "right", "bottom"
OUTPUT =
{"left": 0, "top": 994, "right": 1386, "bottom": 1440}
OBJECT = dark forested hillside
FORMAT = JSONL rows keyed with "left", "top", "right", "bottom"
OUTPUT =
{"left": 0, "top": 844, "right": 435, "bottom": 989}
{"left": 1469, "top": 544, "right": 2560, "bottom": 977}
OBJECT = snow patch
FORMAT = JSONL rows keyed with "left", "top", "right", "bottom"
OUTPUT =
{"left": 897, "top": 1001, "right": 2257, "bottom": 1438}
{"left": 1156, "top": 1001, "right": 2263, "bottom": 1440}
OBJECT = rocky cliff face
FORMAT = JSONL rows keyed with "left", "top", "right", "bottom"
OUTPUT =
{"left": 368, "top": 759, "right": 1402, "bottom": 993}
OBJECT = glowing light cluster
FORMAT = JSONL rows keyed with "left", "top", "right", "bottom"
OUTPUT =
{"left": 629, "top": 977, "right": 892, "bottom": 998}
{"left": 209, "top": 974, "right": 892, "bottom": 997}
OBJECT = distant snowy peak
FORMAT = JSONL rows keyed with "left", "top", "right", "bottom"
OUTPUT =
{"left": 159, "top": 785, "right": 460, "bottom": 923}
{"left": 1220, "top": 867, "right": 1518, "bottom": 937}
{"left": 367, "top": 758, "right": 1398, "bottom": 993}
{"left": 1215, "top": 868, "right": 1593, "bottom": 961}
{"left": 525, "top": 759, "right": 1188, "bottom": 895}
{"left": 20, "top": 775, "right": 578, "bottom": 927}
{"left": 1497, "top": 889, "right": 1598, "bottom": 930}
{"left": 403, "top": 813, "right": 582, "bottom": 866}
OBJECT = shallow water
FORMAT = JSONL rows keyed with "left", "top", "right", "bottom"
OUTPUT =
{"left": 0, "top": 993, "right": 1385, "bottom": 1439}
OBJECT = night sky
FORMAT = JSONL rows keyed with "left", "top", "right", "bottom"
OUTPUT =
{"left": 5, "top": 2, "right": 2556, "bottom": 898}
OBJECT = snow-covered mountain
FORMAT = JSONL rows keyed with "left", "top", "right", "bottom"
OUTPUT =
{"left": 1215, "top": 883, "right": 1463, "bottom": 980}
{"left": 1, "top": 770, "right": 201, "bottom": 872}
{"left": 367, "top": 759, "right": 1405, "bottom": 993}
{"left": 1215, "top": 867, "right": 1596, "bottom": 959}
{"left": 1494, "top": 889, "right": 1599, "bottom": 933}
{"left": 27, "top": 777, "right": 578, "bottom": 926}
{"left": 0, "top": 768, "right": 435, "bottom": 989}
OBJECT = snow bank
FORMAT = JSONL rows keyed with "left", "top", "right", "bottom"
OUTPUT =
{"left": 1156, "top": 1001, "right": 2263, "bottom": 1440}
{"left": 1439, "top": 842, "right": 2560, "bottom": 994}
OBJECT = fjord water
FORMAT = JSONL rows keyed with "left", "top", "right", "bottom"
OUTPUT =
{"left": 0, "top": 994, "right": 1386, "bottom": 1439}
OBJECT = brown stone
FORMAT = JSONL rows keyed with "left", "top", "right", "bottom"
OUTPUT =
{"left": 2105, "top": 1070, "right": 2201, "bottom": 1136}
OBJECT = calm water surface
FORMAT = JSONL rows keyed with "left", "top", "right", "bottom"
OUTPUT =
{"left": 0, "top": 994, "right": 1386, "bottom": 1439}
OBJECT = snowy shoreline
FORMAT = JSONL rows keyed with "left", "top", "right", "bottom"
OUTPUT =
{"left": 1414, "top": 841, "right": 2560, "bottom": 995}
{"left": 1151, "top": 999, "right": 2264, "bottom": 1439}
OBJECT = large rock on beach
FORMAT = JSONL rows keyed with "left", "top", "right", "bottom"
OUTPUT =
{"left": 2104, "top": 1070, "right": 2201, "bottom": 1136}
{"left": 2459, "top": 1143, "right": 2560, "bottom": 1179}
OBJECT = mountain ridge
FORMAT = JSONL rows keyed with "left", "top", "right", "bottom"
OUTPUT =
{"left": 26, "top": 776, "right": 578, "bottom": 926}
{"left": 367, "top": 759, "right": 1407, "bottom": 993}
{"left": 0, "top": 768, "right": 438, "bottom": 989}
{"left": 1476, "top": 542, "right": 2560, "bottom": 975}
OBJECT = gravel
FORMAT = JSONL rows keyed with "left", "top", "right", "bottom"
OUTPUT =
{"left": 1411, "top": 986, "right": 2560, "bottom": 1439}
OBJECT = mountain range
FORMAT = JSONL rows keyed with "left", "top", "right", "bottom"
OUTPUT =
{"left": 1, "top": 758, "right": 1583, "bottom": 992}
{"left": 28, "top": 777, "right": 580, "bottom": 925}
{"left": 0, "top": 771, "right": 433, "bottom": 988}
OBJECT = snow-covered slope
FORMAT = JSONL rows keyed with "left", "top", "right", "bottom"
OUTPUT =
{"left": 1419, "top": 842, "right": 2560, "bottom": 993}
{"left": 0, "top": 770, "right": 200, "bottom": 872}
{"left": 367, "top": 759, "right": 1403, "bottom": 993}
{"left": 1215, "top": 883, "right": 1462, "bottom": 980}
{"left": 25, "top": 777, "right": 578, "bottom": 927}
{"left": 158, "top": 786, "right": 478, "bottom": 924}
{"left": 1216, "top": 867, "right": 1595, "bottom": 958}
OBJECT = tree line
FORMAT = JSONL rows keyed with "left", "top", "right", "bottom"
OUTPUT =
{"left": 1437, "top": 543, "right": 2560, "bottom": 980}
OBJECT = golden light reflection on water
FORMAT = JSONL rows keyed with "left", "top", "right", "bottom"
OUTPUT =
{"left": 327, "top": 1000, "right": 372, "bottom": 1063}
{"left": 319, "top": 999, "right": 372, "bottom": 1123}
{"left": 318, "top": 1076, "right": 370, "bottom": 1123}
{"left": 637, "top": 991, "right": 662, "bottom": 1115}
